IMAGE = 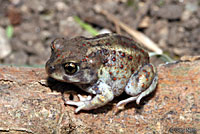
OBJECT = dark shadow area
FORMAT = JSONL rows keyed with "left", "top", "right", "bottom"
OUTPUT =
{"left": 46, "top": 77, "right": 78, "bottom": 93}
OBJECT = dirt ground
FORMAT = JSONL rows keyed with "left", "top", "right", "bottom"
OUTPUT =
{"left": 0, "top": 0, "right": 199, "bottom": 65}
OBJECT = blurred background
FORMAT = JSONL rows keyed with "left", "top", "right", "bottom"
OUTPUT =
{"left": 0, "top": 0, "right": 199, "bottom": 66}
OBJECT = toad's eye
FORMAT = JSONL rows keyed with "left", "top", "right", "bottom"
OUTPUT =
{"left": 63, "top": 62, "right": 78, "bottom": 75}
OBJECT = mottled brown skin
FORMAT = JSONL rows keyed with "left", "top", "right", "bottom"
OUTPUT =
{"left": 46, "top": 33, "right": 158, "bottom": 113}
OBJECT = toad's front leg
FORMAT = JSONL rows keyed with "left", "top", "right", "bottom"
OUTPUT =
{"left": 65, "top": 80, "right": 114, "bottom": 113}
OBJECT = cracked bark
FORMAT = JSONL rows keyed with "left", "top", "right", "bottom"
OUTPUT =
{"left": 0, "top": 58, "right": 199, "bottom": 134}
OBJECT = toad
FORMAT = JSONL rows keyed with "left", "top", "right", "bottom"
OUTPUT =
{"left": 46, "top": 33, "right": 158, "bottom": 113}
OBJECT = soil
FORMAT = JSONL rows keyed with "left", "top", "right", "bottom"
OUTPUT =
{"left": 0, "top": 0, "right": 199, "bottom": 65}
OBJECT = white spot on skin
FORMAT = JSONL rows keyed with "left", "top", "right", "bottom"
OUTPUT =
{"left": 89, "top": 59, "right": 94, "bottom": 64}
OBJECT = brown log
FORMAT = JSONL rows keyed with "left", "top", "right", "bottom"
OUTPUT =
{"left": 0, "top": 59, "right": 199, "bottom": 134}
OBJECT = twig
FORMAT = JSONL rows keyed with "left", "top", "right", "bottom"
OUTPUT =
{"left": 94, "top": 6, "right": 163, "bottom": 54}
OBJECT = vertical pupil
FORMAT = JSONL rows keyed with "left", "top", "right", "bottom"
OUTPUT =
{"left": 65, "top": 63, "right": 77, "bottom": 74}
{"left": 68, "top": 64, "right": 74, "bottom": 72}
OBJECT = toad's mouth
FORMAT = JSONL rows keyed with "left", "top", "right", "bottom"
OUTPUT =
{"left": 47, "top": 72, "right": 65, "bottom": 82}
{"left": 62, "top": 74, "right": 82, "bottom": 83}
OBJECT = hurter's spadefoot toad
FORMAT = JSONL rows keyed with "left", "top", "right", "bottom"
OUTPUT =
{"left": 46, "top": 33, "right": 158, "bottom": 113}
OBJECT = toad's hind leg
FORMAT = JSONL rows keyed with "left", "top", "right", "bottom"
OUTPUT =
{"left": 117, "top": 64, "right": 158, "bottom": 108}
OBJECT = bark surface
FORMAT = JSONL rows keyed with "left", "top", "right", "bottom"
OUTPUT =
{"left": 0, "top": 59, "right": 199, "bottom": 134}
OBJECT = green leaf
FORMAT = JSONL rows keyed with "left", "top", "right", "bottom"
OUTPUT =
{"left": 74, "top": 16, "right": 99, "bottom": 36}
{"left": 6, "top": 25, "right": 14, "bottom": 38}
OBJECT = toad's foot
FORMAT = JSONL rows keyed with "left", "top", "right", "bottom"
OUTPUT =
{"left": 77, "top": 94, "right": 92, "bottom": 101}
{"left": 116, "top": 96, "right": 138, "bottom": 109}
{"left": 65, "top": 94, "right": 92, "bottom": 113}
{"left": 66, "top": 100, "right": 86, "bottom": 113}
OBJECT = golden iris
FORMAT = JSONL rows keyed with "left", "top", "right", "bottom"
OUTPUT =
{"left": 64, "top": 62, "right": 78, "bottom": 75}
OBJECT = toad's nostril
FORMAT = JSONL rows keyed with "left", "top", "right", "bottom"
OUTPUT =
{"left": 48, "top": 65, "right": 55, "bottom": 74}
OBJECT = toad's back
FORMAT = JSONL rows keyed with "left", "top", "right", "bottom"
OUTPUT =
{"left": 70, "top": 33, "right": 149, "bottom": 65}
